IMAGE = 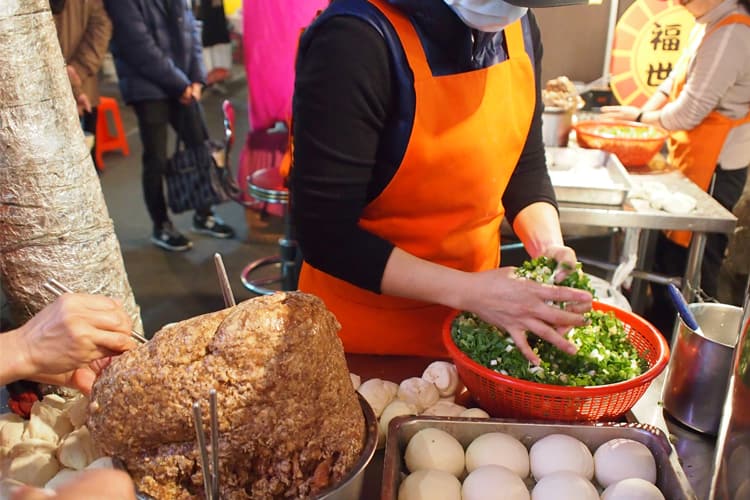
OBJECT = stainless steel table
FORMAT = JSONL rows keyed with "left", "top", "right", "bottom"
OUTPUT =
{"left": 558, "top": 170, "right": 737, "bottom": 302}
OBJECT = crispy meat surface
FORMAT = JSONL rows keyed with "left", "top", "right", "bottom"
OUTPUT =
{"left": 87, "top": 292, "right": 364, "bottom": 499}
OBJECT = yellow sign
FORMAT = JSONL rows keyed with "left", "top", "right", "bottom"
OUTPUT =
{"left": 610, "top": 0, "right": 695, "bottom": 107}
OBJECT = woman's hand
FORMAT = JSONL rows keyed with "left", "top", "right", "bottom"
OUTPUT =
{"left": 463, "top": 267, "right": 593, "bottom": 365}
{"left": 599, "top": 105, "right": 641, "bottom": 122}
{"left": 4, "top": 293, "right": 136, "bottom": 390}
{"left": 10, "top": 469, "right": 136, "bottom": 500}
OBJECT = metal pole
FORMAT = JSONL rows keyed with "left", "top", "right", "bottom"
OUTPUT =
{"left": 601, "top": 0, "right": 621, "bottom": 84}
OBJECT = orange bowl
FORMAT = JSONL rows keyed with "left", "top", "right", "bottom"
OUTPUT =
{"left": 574, "top": 120, "right": 668, "bottom": 169}
{"left": 442, "top": 302, "right": 670, "bottom": 422}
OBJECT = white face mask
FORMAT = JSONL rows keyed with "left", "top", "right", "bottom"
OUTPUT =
{"left": 444, "top": 0, "right": 528, "bottom": 32}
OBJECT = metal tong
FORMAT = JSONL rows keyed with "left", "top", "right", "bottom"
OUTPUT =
{"left": 192, "top": 389, "right": 221, "bottom": 500}
{"left": 43, "top": 278, "right": 148, "bottom": 344}
{"left": 213, "top": 253, "right": 235, "bottom": 308}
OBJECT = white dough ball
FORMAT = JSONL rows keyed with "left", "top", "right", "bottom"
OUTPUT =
{"left": 594, "top": 438, "right": 656, "bottom": 487}
{"left": 398, "top": 378, "right": 440, "bottom": 412}
{"left": 465, "top": 432, "right": 529, "bottom": 478}
{"left": 459, "top": 408, "right": 490, "bottom": 419}
{"left": 529, "top": 434, "right": 593, "bottom": 480}
{"left": 532, "top": 470, "right": 598, "bottom": 500}
{"left": 357, "top": 378, "right": 399, "bottom": 417}
{"left": 378, "top": 400, "right": 419, "bottom": 448}
{"left": 404, "top": 428, "right": 465, "bottom": 477}
{"left": 85, "top": 457, "right": 115, "bottom": 470}
{"left": 462, "top": 464, "right": 530, "bottom": 500}
{"left": 398, "top": 469, "right": 462, "bottom": 500}
{"left": 602, "top": 478, "right": 665, "bottom": 500}
{"left": 421, "top": 401, "right": 466, "bottom": 417}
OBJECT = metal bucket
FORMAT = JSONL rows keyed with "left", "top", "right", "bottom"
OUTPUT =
{"left": 542, "top": 107, "right": 575, "bottom": 147}
{"left": 662, "top": 303, "right": 743, "bottom": 435}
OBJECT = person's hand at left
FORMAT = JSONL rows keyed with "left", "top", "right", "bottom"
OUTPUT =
{"left": 1, "top": 293, "right": 137, "bottom": 392}
{"left": 65, "top": 65, "right": 82, "bottom": 89}
{"left": 600, "top": 105, "right": 641, "bottom": 122}
{"left": 10, "top": 469, "right": 136, "bottom": 500}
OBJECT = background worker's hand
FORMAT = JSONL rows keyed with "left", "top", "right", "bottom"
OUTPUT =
{"left": 65, "top": 65, "right": 82, "bottom": 89}
{"left": 10, "top": 469, "right": 136, "bottom": 500}
{"left": 599, "top": 105, "right": 641, "bottom": 122}
{"left": 10, "top": 293, "right": 136, "bottom": 391}
{"left": 465, "top": 267, "right": 593, "bottom": 365}
{"left": 190, "top": 82, "right": 203, "bottom": 101}
{"left": 75, "top": 93, "right": 92, "bottom": 115}
{"left": 179, "top": 84, "right": 193, "bottom": 105}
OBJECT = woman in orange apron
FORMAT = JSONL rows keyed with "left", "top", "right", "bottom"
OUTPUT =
{"left": 289, "top": 0, "right": 594, "bottom": 363}
{"left": 603, "top": 0, "right": 750, "bottom": 335}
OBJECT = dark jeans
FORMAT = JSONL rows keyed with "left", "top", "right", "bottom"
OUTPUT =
{"left": 646, "top": 165, "right": 748, "bottom": 338}
{"left": 132, "top": 99, "right": 212, "bottom": 228}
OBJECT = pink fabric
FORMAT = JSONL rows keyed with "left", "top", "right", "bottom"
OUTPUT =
{"left": 238, "top": 0, "right": 327, "bottom": 215}
{"left": 242, "top": 0, "right": 328, "bottom": 131}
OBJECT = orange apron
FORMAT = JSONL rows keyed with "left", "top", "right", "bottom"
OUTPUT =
{"left": 666, "top": 14, "right": 750, "bottom": 247}
{"left": 298, "top": 0, "right": 535, "bottom": 356}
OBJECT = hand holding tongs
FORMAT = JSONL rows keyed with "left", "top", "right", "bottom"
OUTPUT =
{"left": 43, "top": 278, "right": 148, "bottom": 344}
{"left": 193, "top": 389, "right": 221, "bottom": 500}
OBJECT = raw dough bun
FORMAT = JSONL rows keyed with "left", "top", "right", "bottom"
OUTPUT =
{"left": 349, "top": 373, "right": 362, "bottom": 390}
{"left": 398, "top": 469, "right": 462, "bottom": 500}
{"left": 57, "top": 426, "right": 99, "bottom": 470}
{"left": 462, "top": 464, "right": 530, "bottom": 500}
{"left": 357, "top": 378, "right": 399, "bottom": 417}
{"left": 404, "top": 428, "right": 465, "bottom": 477}
{"left": 602, "top": 477, "right": 665, "bottom": 500}
{"left": 594, "top": 438, "right": 656, "bottom": 487}
{"left": 529, "top": 434, "right": 593, "bottom": 480}
{"left": 0, "top": 418, "right": 26, "bottom": 449}
{"left": 378, "top": 400, "right": 419, "bottom": 448}
{"left": 64, "top": 394, "right": 89, "bottom": 428}
{"left": 532, "top": 470, "right": 598, "bottom": 500}
{"left": 465, "top": 432, "right": 529, "bottom": 478}
{"left": 421, "top": 361, "right": 462, "bottom": 397}
{"left": 4, "top": 441, "right": 60, "bottom": 487}
{"left": 85, "top": 456, "right": 115, "bottom": 470}
{"left": 45, "top": 468, "right": 81, "bottom": 490}
{"left": 421, "top": 401, "right": 466, "bottom": 417}
{"left": 398, "top": 378, "right": 440, "bottom": 412}
{"left": 459, "top": 408, "right": 490, "bottom": 419}
{"left": 23, "top": 400, "right": 73, "bottom": 444}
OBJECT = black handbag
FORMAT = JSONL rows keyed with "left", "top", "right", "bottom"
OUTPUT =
{"left": 165, "top": 102, "right": 241, "bottom": 214}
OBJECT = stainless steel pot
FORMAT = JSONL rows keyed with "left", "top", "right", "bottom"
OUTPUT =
{"left": 662, "top": 303, "right": 743, "bottom": 435}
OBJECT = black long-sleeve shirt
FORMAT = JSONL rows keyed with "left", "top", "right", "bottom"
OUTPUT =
{"left": 290, "top": 0, "right": 556, "bottom": 293}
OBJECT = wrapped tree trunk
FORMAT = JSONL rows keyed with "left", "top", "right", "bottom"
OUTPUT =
{"left": 0, "top": 0, "right": 142, "bottom": 330}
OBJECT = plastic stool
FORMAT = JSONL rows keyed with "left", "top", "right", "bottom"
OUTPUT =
{"left": 95, "top": 96, "right": 130, "bottom": 169}
{"left": 240, "top": 168, "right": 298, "bottom": 295}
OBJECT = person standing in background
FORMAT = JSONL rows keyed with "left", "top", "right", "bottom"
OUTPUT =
{"left": 198, "top": 0, "right": 233, "bottom": 88}
{"left": 50, "top": 0, "right": 112, "bottom": 169}
{"left": 602, "top": 0, "right": 750, "bottom": 336}
{"left": 104, "top": 0, "right": 235, "bottom": 251}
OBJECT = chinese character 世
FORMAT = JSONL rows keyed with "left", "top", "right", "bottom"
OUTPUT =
{"left": 646, "top": 62, "right": 674, "bottom": 86}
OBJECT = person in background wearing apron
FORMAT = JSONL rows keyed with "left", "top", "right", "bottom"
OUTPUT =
{"left": 602, "top": 0, "right": 750, "bottom": 337}
{"left": 290, "top": 0, "right": 595, "bottom": 364}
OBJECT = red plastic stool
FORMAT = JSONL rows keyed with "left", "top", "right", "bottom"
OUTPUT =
{"left": 95, "top": 96, "right": 130, "bottom": 169}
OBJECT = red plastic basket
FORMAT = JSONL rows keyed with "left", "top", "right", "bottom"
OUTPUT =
{"left": 442, "top": 302, "right": 670, "bottom": 422}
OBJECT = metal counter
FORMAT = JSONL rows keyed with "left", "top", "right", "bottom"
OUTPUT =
{"left": 557, "top": 169, "right": 737, "bottom": 303}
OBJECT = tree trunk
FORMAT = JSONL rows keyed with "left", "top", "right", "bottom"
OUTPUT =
{"left": 0, "top": 0, "right": 142, "bottom": 330}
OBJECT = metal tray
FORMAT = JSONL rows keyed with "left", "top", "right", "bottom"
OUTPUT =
{"left": 546, "top": 147, "right": 633, "bottom": 206}
{"left": 382, "top": 416, "right": 696, "bottom": 500}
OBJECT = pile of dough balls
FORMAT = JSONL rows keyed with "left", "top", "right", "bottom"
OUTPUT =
{"left": 397, "top": 428, "right": 666, "bottom": 500}
{"left": 353, "top": 361, "right": 490, "bottom": 447}
{"left": 0, "top": 393, "right": 115, "bottom": 492}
